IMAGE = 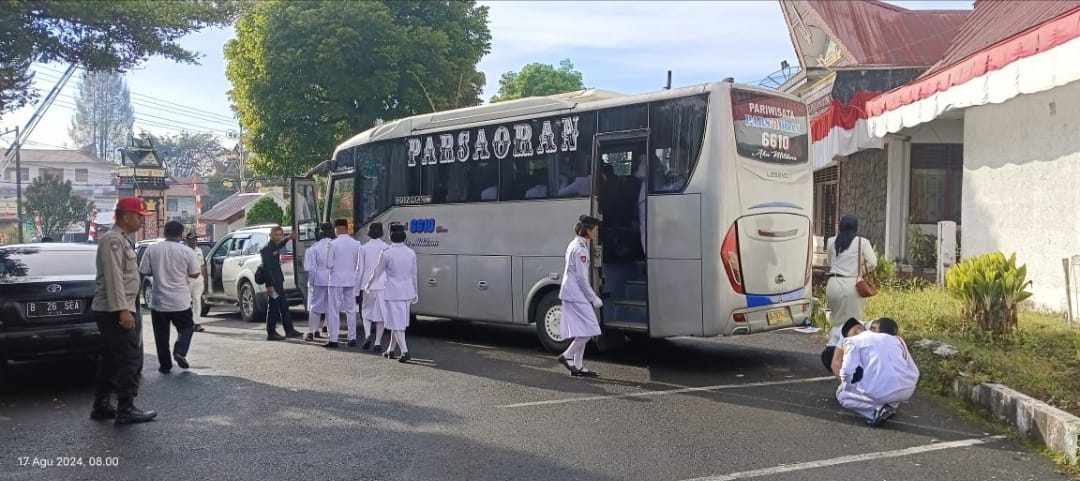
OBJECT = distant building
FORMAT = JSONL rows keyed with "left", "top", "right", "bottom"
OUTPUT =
{"left": 199, "top": 191, "right": 287, "bottom": 241}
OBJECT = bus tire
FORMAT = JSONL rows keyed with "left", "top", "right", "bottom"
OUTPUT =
{"left": 534, "top": 291, "right": 570, "bottom": 353}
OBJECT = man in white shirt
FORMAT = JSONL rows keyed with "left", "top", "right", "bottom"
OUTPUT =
{"left": 836, "top": 317, "right": 920, "bottom": 426}
{"left": 325, "top": 219, "right": 363, "bottom": 348}
{"left": 185, "top": 232, "right": 207, "bottom": 332}
{"left": 138, "top": 221, "right": 201, "bottom": 373}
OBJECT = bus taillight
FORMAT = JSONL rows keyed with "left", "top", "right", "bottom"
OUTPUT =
{"left": 722, "top": 224, "right": 744, "bottom": 294}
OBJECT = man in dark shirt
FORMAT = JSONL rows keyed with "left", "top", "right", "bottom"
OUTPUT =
{"left": 260, "top": 226, "right": 302, "bottom": 340}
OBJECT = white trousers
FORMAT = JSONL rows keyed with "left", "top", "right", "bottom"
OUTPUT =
{"left": 328, "top": 287, "right": 357, "bottom": 341}
{"left": 190, "top": 280, "right": 204, "bottom": 322}
{"left": 836, "top": 383, "right": 916, "bottom": 420}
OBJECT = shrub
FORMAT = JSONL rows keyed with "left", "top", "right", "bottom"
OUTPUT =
{"left": 872, "top": 250, "right": 896, "bottom": 288}
{"left": 908, "top": 224, "right": 937, "bottom": 268}
{"left": 945, "top": 252, "right": 1033, "bottom": 335}
{"left": 245, "top": 196, "right": 284, "bottom": 226}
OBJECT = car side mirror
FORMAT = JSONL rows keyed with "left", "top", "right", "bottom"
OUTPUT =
{"left": 228, "top": 250, "right": 242, "bottom": 257}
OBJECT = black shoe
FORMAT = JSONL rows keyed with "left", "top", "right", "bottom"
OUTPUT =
{"left": 362, "top": 338, "right": 373, "bottom": 350}
{"left": 194, "top": 324, "right": 205, "bottom": 332}
{"left": 285, "top": 330, "right": 303, "bottom": 338}
{"left": 557, "top": 355, "right": 575, "bottom": 374}
{"left": 398, "top": 352, "right": 411, "bottom": 363}
{"left": 321, "top": 326, "right": 327, "bottom": 333}
{"left": 173, "top": 353, "right": 189, "bottom": 369}
{"left": 869, "top": 404, "right": 897, "bottom": 427}
{"left": 372, "top": 344, "right": 381, "bottom": 354}
{"left": 303, "top": 333, "right": 314, "bottom": 342}
{"left": 158, "top": 366, "right": 172, "bottom": 374}
{"left": 115, "top": 402, "right": 157, "bottom": 425}
{"left": 313, "top": 331, "right": 322, "bottom": 339}
{"left": 267, "top": 333, "right": 285, "bottom": 341}
{"left": 322, "top": 341, "right": 339, "bottom": 348}
{"left": 572, "top": 369, "right": 599, "bottom": 377}
{"left": 383, "top": 350, "right": 397, "bottom": 360}
{"left": 89, "top": 399, "right": 116, "bottom": 420}
{"left": 347, "top": 339, "right": 357, "bottom": 347}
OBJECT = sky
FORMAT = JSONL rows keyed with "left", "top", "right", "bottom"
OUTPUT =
{"left": 0, "top": 0, "right": 973, "bottom": 152}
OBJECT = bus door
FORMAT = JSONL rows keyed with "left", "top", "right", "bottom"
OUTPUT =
{"left": 590, "top": 130, "right": 650, "bottom": 332}
{"left": 290, "top": 177, "right": 321, "bottom": 304}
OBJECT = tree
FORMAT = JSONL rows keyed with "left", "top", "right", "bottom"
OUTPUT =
{"left": 0, "top": 1, "right": 240, "bottom": 114}
{"left": 490, "top": 59, "right": 585, "bottom": 103}
{"left": 224, "top": 1, "right": 492, "bottom": 176}
{"left": 68, "top": 70, "right": 134, "bottom": 162}
{"left": 24, "top": 173, "right": 95, "bottom": 240}
{"left": 150, "top": 131, "right": 226, "bottom": 178}
{"left": 245, "top": 196, "right": 283, "bottom": 226}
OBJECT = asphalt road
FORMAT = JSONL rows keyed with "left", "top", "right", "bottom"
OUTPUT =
{"left": 0, "top": 309, "right": 1072, "bottom": 481}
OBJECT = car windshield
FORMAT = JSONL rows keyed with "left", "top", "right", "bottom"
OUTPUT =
{"left": 0, "top": 247, "right": 96, "bottom": 278}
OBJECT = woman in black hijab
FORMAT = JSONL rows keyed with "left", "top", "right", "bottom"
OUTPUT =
{"left": 820, "top": 215, "right": 877, "bottom": 372}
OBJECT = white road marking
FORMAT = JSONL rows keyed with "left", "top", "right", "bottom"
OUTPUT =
{"left": 497, "top": 376, "right": 834, "bottom": 408}
{"left": 679, "top": 435, "right": 1007, "bottom": 481}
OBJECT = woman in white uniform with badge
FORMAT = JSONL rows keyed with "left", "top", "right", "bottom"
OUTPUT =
{"left": 365, "top": 223, "right": 417, "bottom": 363}
{"left": 556, "top": 215, "right": 603, "bottom": 377}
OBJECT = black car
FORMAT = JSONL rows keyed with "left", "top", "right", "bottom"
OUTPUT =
{"left": 0, "top": 243, "right": 101, "bottom": 363}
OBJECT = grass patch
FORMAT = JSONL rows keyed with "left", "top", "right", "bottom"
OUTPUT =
{"left": 856, "top": 286, "right": 1080, "bottom": 417}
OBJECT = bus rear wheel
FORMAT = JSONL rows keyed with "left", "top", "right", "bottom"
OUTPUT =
{"left": 534, "top": 291, "right": 570, "bottom": 353}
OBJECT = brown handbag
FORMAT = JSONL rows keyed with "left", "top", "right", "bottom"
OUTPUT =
{"left": 855, "top": 238, "right": 878, "bottom": 298}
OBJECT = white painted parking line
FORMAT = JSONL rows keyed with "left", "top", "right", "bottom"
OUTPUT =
{"left": 497, "top": 376, "right": 834, "bottom": 408}
{"left": 679, "top": 435, "right": 1007, "bottom": 481}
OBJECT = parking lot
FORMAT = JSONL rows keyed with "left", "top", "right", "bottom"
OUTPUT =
{"left": 0, "top": 309, "right": 1070, "bottom": 481}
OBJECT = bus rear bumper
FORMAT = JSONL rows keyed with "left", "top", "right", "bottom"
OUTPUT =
{"left": 724, "top": 298, "right": 812, "bottom": 335}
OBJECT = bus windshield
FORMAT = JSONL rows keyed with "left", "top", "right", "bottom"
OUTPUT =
{"left": 731, "top": 89, "right": 809, "bottom": 165}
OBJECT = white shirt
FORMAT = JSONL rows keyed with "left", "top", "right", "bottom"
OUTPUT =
{"left": 188, "top": 247, "right": 205, "bottom": 289}
{"left": 366, "top": 243, "right": 417, "bottom": 300}
{"left": 327, "top": 234, "right": 363, "bottom": 288}
{"left": 304, "top": 238, "right": 332, "bottom": 287}
{"left": 839, "top": 331, "right": 920, "bottom": 400}
{"left": 138, "top": 239, "right": 200, "bottom": 312}
{"left": 826, "top": 236, "right": 877, "bottom": 277}
{"left": 559, "top": 236, "right": 599, "bottom": 304}
{"left": 360, "top": 238, "right": 390, "bottom": 291}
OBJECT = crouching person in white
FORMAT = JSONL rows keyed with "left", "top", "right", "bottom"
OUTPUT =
{"left": 556, "top": 215, "right": 603, "bottom": 378}
{"left": 836, "top": 317, "right": 919, "bottom": 426}
{"left": 366, "top": 223, "right": 417, "bottom": 363}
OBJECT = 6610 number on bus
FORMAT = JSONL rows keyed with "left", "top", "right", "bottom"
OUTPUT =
{"left": 761, "top": 132, "right": 790, "bottom": 150}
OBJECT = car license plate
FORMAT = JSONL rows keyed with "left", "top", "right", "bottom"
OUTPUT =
{"left": 766, "top": 308, "right": 791, "bottom": 326}
{"left": 26, "top": 300, "right": 83, "bottom": 318}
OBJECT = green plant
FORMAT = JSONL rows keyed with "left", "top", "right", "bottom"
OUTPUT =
{"left": 872, "top": 250, "right": 896, "bottom": 288}
{"left": 908, "top": 224, "right": 937, "bottom": 268}
{"left": 245, "top": 196, "right": 284, "bottom": 226}
{"left": 945, "top": 252, "right": 1033, "bottom": 335}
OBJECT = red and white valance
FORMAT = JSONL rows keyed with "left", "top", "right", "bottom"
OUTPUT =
{"left": 867, "top": 10, "right": 1080, "bottom": 137}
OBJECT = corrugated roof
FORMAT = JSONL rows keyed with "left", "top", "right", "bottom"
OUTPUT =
{"left": 805, "top": 0, "right": 971, "bottom": 67}
{"left": 18, "top": 149, "right": 111, "bottom": 164}
{"left": 919, "top": 1, "right": 1080, "bottom": 78}
{"left": 200, "top": 192, "right": 268, "bottom": 222}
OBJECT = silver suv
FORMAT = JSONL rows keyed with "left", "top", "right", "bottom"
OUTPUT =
{"left": 202, "top": 225, "right": 303, "bottom": 322}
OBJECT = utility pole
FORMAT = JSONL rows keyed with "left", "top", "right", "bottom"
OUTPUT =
{"left": 1, "top": 126, "right": 22, "bottom": 243}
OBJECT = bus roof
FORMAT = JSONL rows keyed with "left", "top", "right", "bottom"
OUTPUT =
{"left": 332, "top": 80, "right": 789, "bottom": 156}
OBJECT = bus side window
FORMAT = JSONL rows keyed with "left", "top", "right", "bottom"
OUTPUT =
{"left": 649, "top": 95, "right": 708, "bottom": 194}
{"left": 553, "top": 113, "right": 594, "bottom": 198}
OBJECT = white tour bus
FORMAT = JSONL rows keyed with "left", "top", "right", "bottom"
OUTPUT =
{"left": 289, "top": 79, "right": 813, "bottom": 352}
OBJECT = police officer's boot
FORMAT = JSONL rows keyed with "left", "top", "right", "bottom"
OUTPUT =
{"left": 89, "top": 395, "right": 116, "bottom": 420}
{"left": 114, "top": 398, "right": 157, "bottom": 425}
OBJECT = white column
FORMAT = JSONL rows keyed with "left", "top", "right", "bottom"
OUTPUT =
{"left": 883, "top": 135, "right": 910, "bottom": 261}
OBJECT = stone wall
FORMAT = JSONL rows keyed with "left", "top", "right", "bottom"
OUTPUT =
{"left": 838, "top": 149, "right": 888, "bottom": 250}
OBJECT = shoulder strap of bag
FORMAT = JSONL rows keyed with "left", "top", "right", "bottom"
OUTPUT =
{"left": 856, "top": 237, "right": 864, "bottom": 279}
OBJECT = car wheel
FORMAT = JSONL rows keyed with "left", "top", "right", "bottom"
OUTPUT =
{"left": 239, "top": 281, "right": 264, "bottom": 323}
{"left": 534, "top": 290, "right": 570, "bottom": 353}
{"left": 141, "top": 280, "right": 153, "bottom": 308}
{"left": 200, "top": 293, "right": 211, "bottom": 317}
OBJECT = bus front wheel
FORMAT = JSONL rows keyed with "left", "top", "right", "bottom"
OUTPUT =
{"left": 534, "top": 291, "right": 570, "bottom": 353}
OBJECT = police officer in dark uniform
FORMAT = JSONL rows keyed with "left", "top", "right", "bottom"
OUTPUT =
{"left": 89, "top": 197, "right": 157, "bottom": 424}
{"left": 261, "top": 226, "right": 302, "bottom": 340}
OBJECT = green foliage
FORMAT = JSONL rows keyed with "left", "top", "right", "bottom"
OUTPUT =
{"left": 946, "top": 252, "right": 1034, "bottom": 334}
{"left": 224, "top": 0, "right": 492, "bottom": 177}
{"left": 282, "top": 202, "right": 293, "bottom": 228}
{"left": 245, "top": 196, "right": 283, "bottom": 226}
{"left": 24, "top": 173, "right": 95, "bottom": 240}
{"left": 0, "top": 0, "right": 240, "bottom": 114}
{"left": 490, "top": 59, "right": 585, "bottom": 103}
{"left": 150, "top": 132, "right": 226, "bottom": 178}
{"left": 872, "top": 249, "right": 896, "bottom": 288}
{"left": 907, "top": 224, "right": 937, "bottom": 268}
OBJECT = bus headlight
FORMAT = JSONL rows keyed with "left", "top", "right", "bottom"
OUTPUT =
{"left": 722, "top": 224, "right": 744, "bottom": 294}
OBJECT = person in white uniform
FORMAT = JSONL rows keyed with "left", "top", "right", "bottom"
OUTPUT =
{"left": 821, "top": 215, "right": 877, "bottom": 370}
{"left": 556, "top": 215, "right": 603, "bottom": 377}
{"left": 365, "top": 223, "right": 417, "bottom": 363}
{"left": 304, "top": 223, "right": 334, "bottom": 342}
{"left": 185, "top": 232, "right": 207, "bottom": 333}
{"left": 836, "top": 317, "right": 919, "bottom": 426}
{"left": 360, "top": 222, "right": 389, "bottom": 351}
{"left": 324, "top": 219, "right": 363, "bottom": 348}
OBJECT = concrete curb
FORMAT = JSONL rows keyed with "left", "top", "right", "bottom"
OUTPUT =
{"left": 952, "top": 372, "right": 1080, "bottom": 465}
